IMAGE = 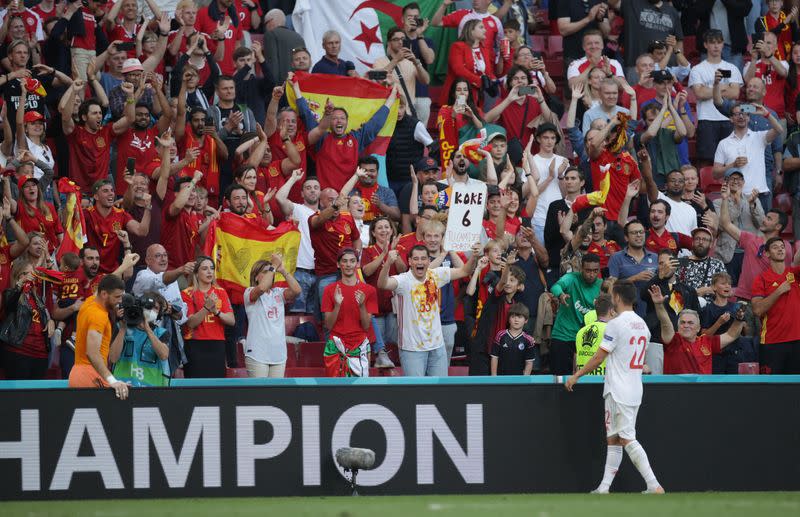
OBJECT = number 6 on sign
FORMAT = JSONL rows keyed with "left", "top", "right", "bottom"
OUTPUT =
{"left": 444, "top": 182, "right": 487, "bottom": 252}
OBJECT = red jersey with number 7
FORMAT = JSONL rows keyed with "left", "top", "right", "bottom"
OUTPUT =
{"left": 308, "top": 211, "right": 359, "bottom": 276}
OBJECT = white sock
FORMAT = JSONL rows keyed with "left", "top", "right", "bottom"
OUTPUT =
{"left": 597, "top": 445, "right": 623, "bottom": 491}
{"left": 624, "top": 440, "right": 659, "bottom": 489}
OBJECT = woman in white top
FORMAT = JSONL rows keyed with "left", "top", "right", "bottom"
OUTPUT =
{"left": 348, "top": 194, "right": 371, "bottom": 248}
{"left": 243, "top": 254, "right": 301, "bottom": 378}
{"left": 14, "top": 82, "right": 55, "bottom": 182}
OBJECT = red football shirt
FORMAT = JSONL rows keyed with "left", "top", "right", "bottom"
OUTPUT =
{"left": 664, "top": 334, "right": 721, "bottom": 374}
{"left": 317, "top": 134, "right": 359, "bottom": 191}
{"left": 16, "top": 287, "right": 50, "bottom": 359}
{"left": 361, "top": 244, "right": 396, "bottom": 314}
{"left": 396, "top": 232, "right": 425, "bottom": 267}
{"left": 441, "top": 9, "right": 501, "bottom": 74}
{"left": 309, "top": 211, "right": 359, "bottom": 275}
{"left": 71, "top": 7, "right": 97, "bottom": 50}
{"left": 587, "top": 239, "right": 622, "bottom": 271}
{"left": 181, "top": 286, "right": 232, "bottom": 341}
{"left": 195, "top": 7, "right": 241, "bottom": 75}
{"left": 645, "top": 228, "right": 692, "bottom": 254}
{"left": 752, "top": 265, "right": 800, "bottom": 344}
{"left": 162, "top": 194, "right": 201, "bottom": 269}
{"left": 15, "top": 202, "right": 63, "bottom": 254}
{"left": 85, "top": 206, "right": 134, "bottom": 274}
{"left": 321, "top": 280, "right": 378, "bottom": 347}
{"left": 68, "top": 124, "right": 115, "bottom": 190}
{"left": 268, "top": 131, "right": 308, "bottom": 203}
{"left": 115, "top": 127, "right": 159, "bottom": 195}
{"left": 0, "top": 244, "right": 11, "bottom": 293}
{"left": 747, "top": 60, "right": 787, "bottom": 117}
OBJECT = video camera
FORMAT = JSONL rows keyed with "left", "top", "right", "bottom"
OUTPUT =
{"left": 120, "top": 294, "right": 157, "bottom": 327}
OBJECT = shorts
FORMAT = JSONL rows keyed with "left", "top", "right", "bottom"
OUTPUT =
{"left": 68, "top": 364, "right": 109, "bottom": 388}
{"left": 604, "top": 394, "right": 639, "bottom": 440}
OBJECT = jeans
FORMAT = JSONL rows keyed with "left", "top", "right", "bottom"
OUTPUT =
{"left": 315, "top": 272, "right": 339, "bottom": 320}
{"left": 373, "top": 313, "right": 397, "bottom": 353}
{"left": 533, "top": 222, "right": 545, "bottom": 246}
{"left": 290, "top": 268, "right": 317, "bottom": 313}
{"left": 400, "top": 346, "right": 449, "bottom": 376}
{"left": 759, "top": 191, "right": 772, "bottom": 213}
{"left": 442, "top": 322, "right": 457, "bottom": 362}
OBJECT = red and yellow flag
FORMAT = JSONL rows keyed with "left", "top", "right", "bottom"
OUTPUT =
{"left": 204, "top": 214, "right": 301, "bottom": 304}
{"left": 56, "top": 178, "right": 86, "bottom": 263}
{"left": 285, "top": 71, "right": 398, "bottom": 156}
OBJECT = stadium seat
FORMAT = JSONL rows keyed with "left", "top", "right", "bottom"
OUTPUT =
{"left": 700, "top": 165, "right": 721, "bottom": 192}
{"left": 285, "top": 367, "right": 326, "bottom": 378}
{"left": 544, "top": 58, "right": 564, "bottom": 80}
{"left": 296, "top": 341, "right": 326, "bottom": 367}
{"left": 531, "top": 35, "right": 546, "bottom": 53}
{"left": 546, "top": 35, "right": 563, "bottom": 58}
{"left": 371, "top": 367, "right": 404, "bottom": 377}
{"left": 448, "top": 366, "right": 469, "bottom": 376}
{"left": 172, "top": 368, "right": 185, "bottom": 379}
{"left": 45, "top": 367, "right": 61, "bottom": 379}
{"left": 225, "top": 367, "right": 249, "bottom": 378}
{"left": 683, "top": 35, "right": 699, "bottom": 62}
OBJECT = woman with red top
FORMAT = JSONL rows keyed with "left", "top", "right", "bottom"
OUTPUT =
{"left": 14, "top": 176, "right": 62, "bottom": 255}
{"left": 181, "top": 255, "right": 235, "bottom": 378}
{"left": 484, "top": 66, "right": 549, "bottom": 146}
{"left": 786, "top": 42, "right": 800, "bottom": 130}
{"left": 360, "top": 216, "right": 403, "bottom": 367}
{"left": 20, "top": 232, "right": 50, "bottom": 270}
{"left": 441, "top": 18, "right": 493, "bottom": 108}
{"left": 1, "top": 258, "right": 53, "bottom": 379}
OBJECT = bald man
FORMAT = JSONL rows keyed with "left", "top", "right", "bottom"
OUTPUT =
{"left": 263, "top": 8, "right": 307, "bottom": 83}
{"left": 132, "top": 244, "right": 193, "bottom": 320}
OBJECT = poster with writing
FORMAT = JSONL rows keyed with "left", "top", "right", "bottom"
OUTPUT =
{"left": 444, "top": 182, "right": 487, "bottom": 252}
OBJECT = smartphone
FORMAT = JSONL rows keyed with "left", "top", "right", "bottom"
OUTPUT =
{"left": 741, "top": 104, "right": 757, "bottom": 114}
{"left": 414, "top": 16, "right": 423, "bottom": 27}
{"left": 518, "top": 85, "right": 538, "bottom": 96}
{"left": 455, "top": 94, "right": 466, "bottom": 106}
{"left": 115, "top": 41, "right": 136, "bottom": 51}
{"left": 402, "top": 38, "right": 412, "bottom": 50}
{"left": 367, "top": 70, "right": 388, "bottom": 81}
{"left": 501, "top": 245, "right": 516, "bottom": 260}
{"left": 719, "top": 69, "right": 732, "bottom": 78}
{"left": 125, "top": 157, "right": 136, "bottom": 176}
{"left": 204, "top": 115, "right": 214, "bottom": 127}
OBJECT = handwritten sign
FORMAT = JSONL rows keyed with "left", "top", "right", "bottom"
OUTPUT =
{"left": 444, "top": 182, "right": 487, "bottom": 252}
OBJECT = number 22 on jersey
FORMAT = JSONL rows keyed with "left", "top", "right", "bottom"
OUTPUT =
{"left": 629, "top": 336, "right": 647, "bottom": 369}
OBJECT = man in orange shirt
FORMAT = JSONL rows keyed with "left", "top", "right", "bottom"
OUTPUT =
{"left": 68, "top": 274, "right": 130, "bottom": 399}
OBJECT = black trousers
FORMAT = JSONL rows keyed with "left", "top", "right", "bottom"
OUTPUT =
{"left": 760, "top": 341, "right": 800, "bottom": 374}
{"left": 184, "top": 339, "right": 227, "bottom": 378}
{"left": 550, "top": 339, "right": 576, "bottom": 376}
{"left": 3, "top": 349, "right": 48, "bottom": 380}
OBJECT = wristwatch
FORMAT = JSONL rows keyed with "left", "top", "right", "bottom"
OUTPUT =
{"left": 674, "top": 49, "right": 682, "bottom": 55}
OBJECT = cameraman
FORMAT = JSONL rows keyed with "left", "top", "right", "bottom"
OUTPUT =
{"left": 111, "top": 292, "right": 171, "bottom": 387}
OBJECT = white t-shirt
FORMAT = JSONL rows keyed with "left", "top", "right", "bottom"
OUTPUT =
{"left": 14, "top": 136, "right": 55, "bottom": 180}
{"left": 688, "top": 60, "right": 743, "bottom": 121}
{"left": 292, "top": 203, "right": 315, "bottom": 270}
{"left": 600, "top": 310, "right": 651, "bottom": 406}
{"left": 658, "top": 192, "right": 698, "bottom": 235}
{"left": 131, "top": 268, "right": 187, "bottom": 325}
{"left": 393, "top": 267, "right": 452, "bottom": 352}
{"left": 243, "top": 286, "right": 287, "bottom": 364}
{"left": 529, "top": 153, "right": 568, "bottom": 229}
{"left": 713, "top": 129, "right": 771, "bottom": 193}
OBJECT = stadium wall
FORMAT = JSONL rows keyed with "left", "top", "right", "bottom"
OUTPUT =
{"left": 0, "top": 376, "right": 798, "bottom": 500}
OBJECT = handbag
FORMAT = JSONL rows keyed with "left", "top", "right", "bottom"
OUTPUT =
{"left": 0, "top": 290, "right": 33, "bottom": 347}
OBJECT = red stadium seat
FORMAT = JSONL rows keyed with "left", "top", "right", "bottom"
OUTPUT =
{"left": 296, "top": 341, "right": 326, "bottom": 367}
{"left": 285, "top": 367, "right": 326, "bottom": 378}
{"left": 371, "top": 367, "right": 404, "bottom": 377}
{"left": 546, "top": 35, "right": 563, "bottom": 58}
{"left": 683, "top": 35, "right": 699, "bottom": 62}
{"left": 531, "top": 35, "right": 546, "bottom": 53}
{"left": 448, "top": 366, "right": 469, "bottom": 376}
{"left": 225, "top": 367, "right": 249, "bottom": 378}
{"left": 45, "top": 367, "right": 61, "bottom": 379}
{"left": 544, "top": 58, "right": 564, "bottom": 80}
{"left": 700, "top": 165, "right": 721, "bottom": 193}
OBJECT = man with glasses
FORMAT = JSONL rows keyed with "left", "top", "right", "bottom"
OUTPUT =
{"left": 712, "top": 101, "right": 784, "bottom": 211}
{"left": 718, "top": 177, "right": 800, "bottom": 302}
{"left": 400, "top": 2, "right": 435, "bottom": 126}
{"left": 608, "top": 220, "right": 659, "bottom": 315}
{"left": 688, "top": 29, "right": 743, "bottom": 166}
{"left": 371, "top": 27, "right": 430, "bottom": 111}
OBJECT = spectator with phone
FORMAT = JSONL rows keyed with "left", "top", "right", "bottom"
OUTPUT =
{"left": 712, "top": 102, "right": 784, "bottom": 211}
{"left": 743, "top": 31, "right": 788, "bottom": 119}
{"left": 484, "top": 66, "right": 547, "bottom": 146}
{"left": 700, "top": 272, "right": 753, "bottom": 373}
{"left": 688, "top": 29, "right": 743, "bottom": 166}
{"left": 169, "top": 32, "right": 222, "bottom": 110}
{"left": 643, "top": 249, "right": 700, "bottom": 346}
{"left": 648, "top": 37, "right": 691, "bottom": 83}
{"left": 371, "top": 26, "right": 430, "bottom": 111}
{"left": 399, "top": 2, "right": 435, "bottom": 126}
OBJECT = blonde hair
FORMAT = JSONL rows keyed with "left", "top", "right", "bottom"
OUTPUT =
{"left": 191, "top": 256, "right": 216, "bottom": 290}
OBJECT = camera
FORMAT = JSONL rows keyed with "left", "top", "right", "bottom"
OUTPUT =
{"left": 120, "top": 294, "right": 157, "bottom": 327}
{"left": 367, "top": 70, "right": 388, "bottom": 81}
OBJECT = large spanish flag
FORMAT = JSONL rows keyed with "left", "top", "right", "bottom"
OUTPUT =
{"left": 285, "top": 71, "right": 399, "bottom": 156}
{"left": 205, "top": 214, "right": 301, "bottom": 305}
{"left": 56, "top": 178, "right": 87, "bottom": 263}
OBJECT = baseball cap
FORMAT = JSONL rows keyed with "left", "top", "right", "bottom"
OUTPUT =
{"left": 536, "top": 122, "right": 561, "bottom": 143}
{"left": 691, "top": 227, "right": 713, "bottom": 239}
{"left": 414, "top": 156, "right": 439, "bottom": 172}
{"left": 724, "top": 168, "right": 744, "bottom": 179}
{"left": 23, "top": 111, "right": 45, "bottom": 124}
{"left": 17, "top": 175, "right": 37, "bottom": 191}
{"left": 122, "top": 58, "right": 144, "bottom": 74}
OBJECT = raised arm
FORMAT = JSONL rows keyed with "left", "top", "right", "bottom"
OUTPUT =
{"left": 717, "top": 183, "right": 742, "bottom": 242}
{"left": 377, "top": 249, "right": 400, "bottom": 291}
{"left": 649, "top": 285, "right": 676, "bottom": 344}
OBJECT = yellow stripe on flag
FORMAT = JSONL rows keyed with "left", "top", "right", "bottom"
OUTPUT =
{"left": 213, "top": 226, "right": 301, "bottom": 290}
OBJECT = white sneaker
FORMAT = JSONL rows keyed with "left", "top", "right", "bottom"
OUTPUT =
{"left": 374, "top": 349, "right": 395, "bottom": 368}
{"left": 590, "top": 488, "right": 609, "bottom": 494}
{"left": 50, "top": 328, "right": 62, "bottom": 350}
{"left": 642, "top": 486, "right": 665, "bottom": 494}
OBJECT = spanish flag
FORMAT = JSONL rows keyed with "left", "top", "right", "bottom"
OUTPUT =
{"left": 285, "top": 71, "right": 398, "bottom": 156}
{"left": 204, "top": 214, "right": 301, "bottom": 305}
{"left": 56, "top": 178, "right": 87, "bottom": 263}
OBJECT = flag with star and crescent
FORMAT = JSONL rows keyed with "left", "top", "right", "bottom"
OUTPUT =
{"left": 292, "top": 0, "right": 455, "bottom": 82}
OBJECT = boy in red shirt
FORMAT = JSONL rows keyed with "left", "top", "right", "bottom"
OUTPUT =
{"left": 321, "top": 248, "right": 378, "bottom": 377}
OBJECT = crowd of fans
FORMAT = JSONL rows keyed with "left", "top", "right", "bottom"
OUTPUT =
{"left": 2, "top": 0, "right": 800, "bottom": 391}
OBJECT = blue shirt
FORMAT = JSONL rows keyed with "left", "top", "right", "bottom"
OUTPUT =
{"left": 311, "top": 56, "right": 355, "bottom": 76}
{"left": 608, "top": 247, "right": 659, "bottom": 315}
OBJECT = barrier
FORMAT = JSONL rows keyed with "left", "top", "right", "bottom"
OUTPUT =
{"left": 0, "top": 376, "right": 798, "bottom": 500}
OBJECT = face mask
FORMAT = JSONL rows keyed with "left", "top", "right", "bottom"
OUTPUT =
{"left": 144, "top": 309, "right": 159, "bottom": 324}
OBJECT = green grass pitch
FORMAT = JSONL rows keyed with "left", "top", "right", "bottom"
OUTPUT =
{"left": 2, "top": 492, "right": 799, "bottom": 517}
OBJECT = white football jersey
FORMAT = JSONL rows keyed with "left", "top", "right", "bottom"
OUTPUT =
{"left": 600, "top": 310, "right": 651, "bottom": 406}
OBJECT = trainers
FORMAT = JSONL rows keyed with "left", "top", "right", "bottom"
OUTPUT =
{"left": 590, "top": 488, "right": 609, "bottom": 494}
{"left": 65, "top": 337, "right": 75, "bottom": 351}
{"left": 50, "top": 328, "right": 62, "bottom": 350}
{"left": 642, "top": 486, "right": 665, "bottom": 494}
{"left": 374, "top": 349, "right": 395, "bottom": 368}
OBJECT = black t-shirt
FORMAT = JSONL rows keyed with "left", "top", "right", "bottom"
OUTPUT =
{"left": 620, "top": 0, "right": 683, "bottom": 67}
{"left": 556, "top": 0, "right": 605, "bottom": 63}
{"left": 700, "top": 300, "right": 736, "bottom": 334}
{"left": 491, "top": 330, "right": 539, "bottom": 375}
{"left": 1, "top": 72, "right": 54, "bottom": 125}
